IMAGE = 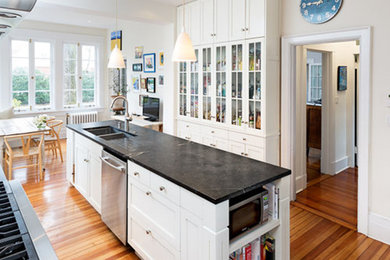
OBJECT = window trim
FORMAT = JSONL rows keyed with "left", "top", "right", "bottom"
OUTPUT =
{"left": 4, "top": 28, "right": 104, "bottom": 114}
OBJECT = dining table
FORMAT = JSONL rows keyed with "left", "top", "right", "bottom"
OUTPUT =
{"left": 0, "top": 117, "right": 51, "bottom": 170}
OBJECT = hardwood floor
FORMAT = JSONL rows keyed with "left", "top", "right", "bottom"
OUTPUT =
{"left": 7, "top": 141, "right": 389, "bottom": 259}
{"left": 294, "top": 167, "right": 358, "bottom": 230}
{"left": 290, "top": 206, "right": 390, "bottom": 259}
{"left": 10, "top": 141, "right": 139, "bottom": 260}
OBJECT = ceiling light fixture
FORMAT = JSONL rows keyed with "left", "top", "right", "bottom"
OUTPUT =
{"left": 108, "top": 0, "right": 125, "bottom": 69}
{"left": 172, "top": 0, "right": 196, "bottom": 62}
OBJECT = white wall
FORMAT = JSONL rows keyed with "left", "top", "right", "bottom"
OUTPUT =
{"left": 305, "top": 42, "right": 359, "bottom": 174}
{"left": 107, "top": 20, "right": 176, "bottom": 135}
{"left": 282, "top": 0, "right": 390, "bottom": 241}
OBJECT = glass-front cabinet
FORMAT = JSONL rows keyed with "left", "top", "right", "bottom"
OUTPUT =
{"left": 248, "top": 40, "right": 262, "bottom": 130}
{"left": 177, "top": 39, "right": 264, "bottom": 133}
{"left": 231, "top": 43, "right": 243, "bottom": 126}
{"left": 202, "top": 47, "right": 212, "bottom": 121}
{"left": 215, "top": 46, "right": 227, "bottom": 123}
{"left": 179, "top": 62, "right": 187, "bottom": 116}
{"left": 190, "top": 50, "right": 199, "bottom": 118}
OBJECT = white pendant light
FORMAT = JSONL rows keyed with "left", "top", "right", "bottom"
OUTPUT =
{"left": 108, "top": 0, "right": 125, "bottom": 69}
{"left": 172, "top": 0, "right": 196, "bottom": 62}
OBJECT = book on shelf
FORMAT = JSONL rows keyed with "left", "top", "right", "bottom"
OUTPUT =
{"left": 229, "top": 233, "right": 275, "bottom": 260}
{"left": 263, "top": 183, "right": 279, "bottom": 220}
{"left": 261, "top": 234, "right": 275, "bottom": 260}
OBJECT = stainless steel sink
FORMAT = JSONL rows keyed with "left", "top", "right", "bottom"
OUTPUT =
{"left": 84, "top": 126, "right": 118, "bottom": 136}
{"left": 84, "top": 126, "right": 137, "bottom": 140}
{"left": 99, "top": 133, "right": 127, "bottom": 140}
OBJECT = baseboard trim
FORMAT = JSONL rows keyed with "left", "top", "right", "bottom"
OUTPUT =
{"left": 331, "top": 156, "right": 349, "bottom": 175}
{"left": 369, "top": 213, "right": 390, "bottom": 245}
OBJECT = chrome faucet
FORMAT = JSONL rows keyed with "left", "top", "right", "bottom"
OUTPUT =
{"left": 110, "top": 95, "right": 132, "bottom": 131}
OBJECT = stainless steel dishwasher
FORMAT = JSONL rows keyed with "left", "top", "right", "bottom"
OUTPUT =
{"left": 100, "top": 150, "right": 127, "bottom": 245}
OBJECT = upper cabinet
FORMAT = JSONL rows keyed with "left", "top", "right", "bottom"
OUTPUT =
{"left": 177, "top": 2, "right": 201, "bottom": 46}
{"left": 200, "top": 0, "right": 214, "bottom": 44}
{"left": 200, "top": 0, "right": 230, "bottom": 44}
{"left": 230, "top": 0, "right": 265, "bottom": 41}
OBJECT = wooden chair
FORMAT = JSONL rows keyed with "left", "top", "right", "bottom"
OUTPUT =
{"left": 3, "top": 133, "right": 44, "bottom": 181}
{"left": 45, "top": 120, "right": 64, "bottom": 162}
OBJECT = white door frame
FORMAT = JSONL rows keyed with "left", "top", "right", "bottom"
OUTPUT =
{"left": 281, "top": 27, "right": 371, "bottom": 235}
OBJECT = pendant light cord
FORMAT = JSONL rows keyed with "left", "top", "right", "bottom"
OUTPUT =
{"left": 182, "top": 0, "right": 185, "bottom": 31}
{"left": 115, "top": 0, "right": 118, "bottom": 31}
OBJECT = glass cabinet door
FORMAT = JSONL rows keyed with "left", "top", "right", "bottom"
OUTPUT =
{"left": 248, "top": 41, "right": 262, "bottom": 130}
{"left": 202, "top": 47, "right": 212, "bottom": 121}
{"left": 216, "top": 46, "right": 227, "bottom": 123}
{"left": 190, "top": 50, "right": 199, "bottom": 118}
{"left": 231, "top": 43, "right": 243, "bottom": 126}
{"left": 179, "top": 62, "right": 188, "bottom": 116}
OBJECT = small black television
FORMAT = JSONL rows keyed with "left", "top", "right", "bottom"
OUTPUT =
{"left": 142, "top": 97, "right": 160, "bottom": 121}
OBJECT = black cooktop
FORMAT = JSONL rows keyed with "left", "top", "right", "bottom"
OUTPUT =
{"left": 0, "top": 182, "right": 38, "bottom": 260}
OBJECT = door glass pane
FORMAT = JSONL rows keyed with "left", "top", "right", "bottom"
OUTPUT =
{"left": 190, "top": 50, "right": 199, "bottom": 118}
{"left": 11, "top": 40, "right": 29, "bottom": 111}
{"left": 82, "top": 45, "right": 95, "bottom": 105}
{"left": 34, "top": 42, "right": 51, "bottom": 109}
{"left": 64, "top": 43, "right": 78, "bottom": 107}
{"left": 248, "top": 41, "right": 262, "bottom": 130}
{"left": 179, "top": 61, "right": 187, "bottom": 116}
{"left": 203, "top": 47, "right": 212, "bottom": 121}
{"left": 216, "top": 46, "right": 226, "bottom": 123}
{"left": 231, "top": 44, "right": 243, "bottom": 126}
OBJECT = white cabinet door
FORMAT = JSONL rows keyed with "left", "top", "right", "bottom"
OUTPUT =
{"left": 66, "top": 129, "right": 74, "bottom": 184}
{"left": 246, "top": 0, "right": 265, "bottom": 38}
{"left": 89, "top": 154, "right": 102, "bottom": 213}
{"left": 180, "top": 209, "right": 204, "bottom": 260}
{"left": 188, "top": 1, "right": 201, "bottom": 46}
{"left": 75, "top": 144, "right": 90, "bottom": 198}
{"left": 246, "top": 144, "right": 264, "bottom": 161}
{"left": 229, "top": 140, "right": 245, "bottom": 156}
{"left": 230, "top": 0, "right": 246, "bottom": 41}
{"left": 214, "top": 0, "right": 230, "bottom": 43}
{"left": 200, "top": 0, "right": 215, "bottom": 44}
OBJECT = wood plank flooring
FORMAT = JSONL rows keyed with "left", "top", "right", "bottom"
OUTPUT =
{"left": 295, "top": 167, "right": 358, "bottom": 229}
{"left": 7, "top": 141, "right": 389, "bottom": 259}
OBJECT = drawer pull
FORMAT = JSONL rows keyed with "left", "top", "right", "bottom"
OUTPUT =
{"left": 146, "top": 230, "right": 151, "bottom": 235}
{"left": 210, "top": 144, "right": 216, "bottom": 147}
{"left": 159, "top": 186, "right": 166, "bottom": 191}
{"left": 211, "top": 131, "right": 215, "bottom": 134}
{"left": 186, "top": 125, "right": 189, "bottom": 128}
{"left": 241, "top": 152, "right": 245, "bottom": 155}
{"left": 84, "top": 159, "right": 89, "bottom": 163}
{"left": 242, "top": 138, "right": 247, "bottom": 141}
{"left": 134, "top": 172, "right": 139, "bottom": 176}
{"left": 146, "top": 191, "right": 152, "bottom": 196}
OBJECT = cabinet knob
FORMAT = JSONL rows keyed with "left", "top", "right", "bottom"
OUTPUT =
{"left": 243, "top": 138, "right": 247, "bottom": 141}
{"left": 159, "top": 186, "right": 165, "bottom": 191}
{"left": 245, "top": 153, "right": 249, "bottom": 156}
{"left": 211, "top": 131, "right": 215, "bottom": 134}
{"left": 146, "top": 230, "right": 151, "bottom": 235}
{"left": 241, "top": 28, "right": 246, "bottom": 32}
{"left": 241, "top": 152, "right": 245, "bottom": 155}
{"left": 211, "top": 116, "right": 216, "bottom": 119}
{"left": 84, "top": 159, "right": 89, "bottom": 163}
{"left": 186, "top": 125, "right": 189, "bottom": 128}
{"left": 245, "top": 28, "right": 249, "bottom": 31}
{"left": 134, "top": 172, "right": 139, "bottom": 176}
{"left": 146, "top": 191, "right": 152, "bottom": 196}
{"left": 185, "top": 137, "right": 191, "bottom": 140}
{"left": 210, "top": 144, "right": 216, "bottom": 147}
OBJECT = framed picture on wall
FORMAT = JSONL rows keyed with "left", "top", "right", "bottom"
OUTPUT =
{"left": 337, "top": 66, "right": 347, "bottom": 91}
{"left": 132, "top": 76, "right": 140, "bottom": 92}
{"left": 147, "top": 77, "right": 156, "bottom": 93}
{"left": 140, "top": 78, "right": 147, "bottom": 90}
{"left": 135, "top": 46, "right": 143, "bottom": 59}
{"left": 159, "top": 52, "right": 164, "bottom": 66}
{"left": 143, "top": 53, "right": 156, "bottom": 73}
{"left": 132, "top": 63, "right": 142, "bottom": 72}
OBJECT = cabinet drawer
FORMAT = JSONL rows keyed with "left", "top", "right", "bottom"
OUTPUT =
{"left": 201, "top": 126, "right": 228, "bottom": 139}
{"left": 129, "top": 182, "right": 180, "bottom": 249}
{"left": 229, "top": 132, "right": 264, "bottom": 147}
{"left": 150, "top": 173, "right": 180, "bottom": 205}
{"left": 129, "top": 217, "right": 179, "bottom": 260}
{"left": 128, "top": 161, "right": 151, "bottom": 187}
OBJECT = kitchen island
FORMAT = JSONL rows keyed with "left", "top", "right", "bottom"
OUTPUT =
{"left": 66, "top": 120, "right": 291, "bottom": 259}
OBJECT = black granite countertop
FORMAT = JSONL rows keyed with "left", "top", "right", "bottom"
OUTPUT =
{"left": 67, "top": 120, "right": 290, "bottom": 204}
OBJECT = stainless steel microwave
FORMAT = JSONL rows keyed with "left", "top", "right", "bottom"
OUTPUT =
{"left": 229, "top": 189, "right": 269, "bottom": 240}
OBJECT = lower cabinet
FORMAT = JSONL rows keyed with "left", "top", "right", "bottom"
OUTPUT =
{"left": 73, "top": 133, "right": 102, "bottom": 214}
{"left": 128, "top": 160, "right": 230, "bottom": 260}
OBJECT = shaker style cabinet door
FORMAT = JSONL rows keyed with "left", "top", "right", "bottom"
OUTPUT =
{"left": 246, "top": 0, "right": 265, "bottom": 38}
{"left": 200, "top": 0, "right": 215, "bottom": 44}
{"left": 75, "top": 144, "right": 90, "bottom": 198}
{"left": 214, "top": 0, "right": 230, "bottom": 43}
{"left": 230, "top": 0, "right": 246, "bottom": 41}
{"left": 188, "top": 1, "right": 201, "bottom": 46}
{"left": 180, "top": 209, "right": 205, "bottom": 260}
{"left": 89, "top": 154, "right": 102, "bottom": 213}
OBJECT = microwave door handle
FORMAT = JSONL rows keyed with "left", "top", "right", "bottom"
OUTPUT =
{"left": 100, "top": 156, "right": 125, "bottom": 173}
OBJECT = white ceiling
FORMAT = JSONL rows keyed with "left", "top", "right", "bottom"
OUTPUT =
{"left": 24, "top": 0, "right": 177, "bottom": 28}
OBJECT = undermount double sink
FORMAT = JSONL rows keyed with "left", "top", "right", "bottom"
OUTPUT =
{"left": 84, "top": 126, "right": 137, "bottom": 141}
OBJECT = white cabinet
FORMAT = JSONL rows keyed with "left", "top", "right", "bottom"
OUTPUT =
{"left": 75, "top": 144, "right": 90, "bottom": 198}
{"left": 73, "top": 133, "right": 103, "bottom": 214}
{"left": 178, "top": 2, "right": 201, "bottom": 46}
{"left": 230, "top": 0, "right": 246, "bottom": 41}
{"left": 230, "top": 0, "right": 265, "bottom": 41}
{"left": 200, "top": 0, "right": 230, "bottom": 44}
{"left": 200, "top": 0, "right": 214, "bottom": 44}
{"left": 246, "top": 0, "right": 265, "bottom": 39}
{"left": 66, "top": 129, "right": 75, "bottom": 184}
{"left": 180, "top": 209, "right": 204, "bottom": 260}
{"left": 128, "top": 160, "right": 230, "bottom": 260}
{"left": 214, "top": 0, "right": 230, "bottom": 43}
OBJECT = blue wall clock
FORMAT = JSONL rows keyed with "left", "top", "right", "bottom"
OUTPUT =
{"left": 300, "top": 0, "right": 343, "bottom": 24}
